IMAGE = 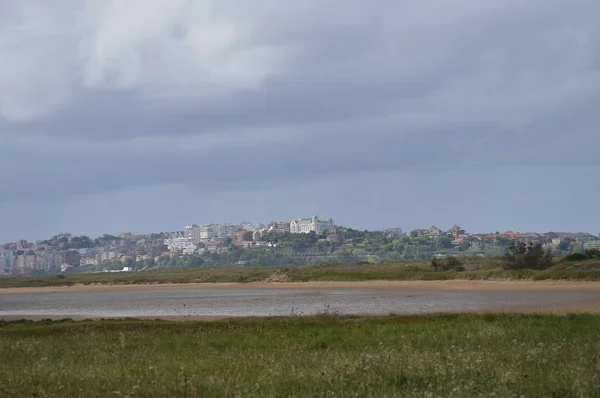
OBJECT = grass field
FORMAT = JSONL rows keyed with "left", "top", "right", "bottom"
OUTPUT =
{"left": 1, "top": 314, "right": 600, "bottom": 397}
{"left": 2, "top": 257, "right": 600, "bottom": 289}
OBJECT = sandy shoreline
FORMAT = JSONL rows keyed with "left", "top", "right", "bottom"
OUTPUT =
{"left": 3, "top": 279, "right": 600, "bottom": 295}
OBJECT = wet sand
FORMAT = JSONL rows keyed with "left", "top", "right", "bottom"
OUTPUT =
{"left": 2, "top": 280, "right": 600, "bottom": 320}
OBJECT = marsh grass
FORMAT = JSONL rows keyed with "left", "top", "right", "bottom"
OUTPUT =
{"left": 1, "top": 257, "right": 600, "bottom": 289}
{"left": 1, "top": 314, "right": 600, "bottom": 397}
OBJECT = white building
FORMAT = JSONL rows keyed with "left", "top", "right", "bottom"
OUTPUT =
{"left": 198, "top": 223, "right": 243, "bottom": 240}
{"left": 164, "top": 237, "right": 197, "bottom": 254}
{"left": 199, "top": 224, "right": 217, "bottom": 240}
{"left": 584, "top": 241, "right": 600, "bottom": 250}
{"left": 290, "top": 216, "right": 334, "bottom": 234}
{"left": 241, "top": 223, "right": 265, "bottom": 231}
{"left": 215, "top": 224, "right": 241, "bottom": 238}
{"left": 99, "top": 251, "right": 118, "bottom": 262}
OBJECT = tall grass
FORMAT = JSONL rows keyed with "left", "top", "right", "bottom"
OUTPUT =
{"left": 1, "top": 257, "right": 600, "bottom": 289}
{"left": 1, "top": 314, "right": 600, "bottom": 397}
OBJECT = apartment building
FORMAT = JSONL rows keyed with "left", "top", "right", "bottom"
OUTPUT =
{"left": 164, "top": 237, "right": 197, "bottom": 254}
{"left": 184, "top": 225, "right": 202, "bottom": 244}
{"left": 268, "top": 221, "right": 291, "bottom": 234}
{"left": 584, "top": 241, "right": 600, "bottom": 250}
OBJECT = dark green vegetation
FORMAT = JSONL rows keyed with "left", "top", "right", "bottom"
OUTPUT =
{"left": 565, "top": 249, "right": 600, "bottom": 262}
{"left": 2, "top": 314, "right": 600, "bottom": 397}
{"left": 504, "top": 242, "right": 554, "bottom": 270}
{"left": 2, "top": 256, "right": 600, "bottom": 289}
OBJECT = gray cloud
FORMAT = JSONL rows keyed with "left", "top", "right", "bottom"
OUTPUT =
{"left": 1, "top": 0, "right": 599, "bottom": 240}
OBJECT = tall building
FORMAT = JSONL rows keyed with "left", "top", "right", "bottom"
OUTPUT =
{"left": 184, "top": 225, "right": 202, "bottom": 244}
{"left": 290, "top": 216, "right": 334, "bottom": 234}
{"left": 14, "top": 254, "right": 37, "bottom": 271}
{"left": 199, "top": 224, "right": 217, "bottom": 240}
{"left": 214, "top": 224, "right": 241, "bottom": 238}
{"left": 0, "top": 249, "right": 13, "bottom": 274}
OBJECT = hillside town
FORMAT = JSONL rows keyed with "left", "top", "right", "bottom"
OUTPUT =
{"left": 1, "top": 216, "right": 598, "bottom": 276}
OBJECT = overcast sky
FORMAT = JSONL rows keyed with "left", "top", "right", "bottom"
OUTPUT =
{"left": 1, "top": 0, "right": 599, "bottom": 242}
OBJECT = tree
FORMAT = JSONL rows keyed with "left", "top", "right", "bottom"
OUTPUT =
{"left": 557, "top": 240, "right": 571, "bottom": 252}
{"left": 505, "top": 242, "right": 553, "bottom": 270}
{"left": 436, "top": 236, "right": 453, "bottom": 249}
{"left": 586, "top": 249, "right": 600, "bottom": 259}
{"left": 494, "top": 235, "right": 509, "bottom": 247}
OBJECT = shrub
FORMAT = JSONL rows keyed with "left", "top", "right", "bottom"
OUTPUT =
{"left": 565, "top": 253, "right": 589, "bottom": 262}
{"left": 445, "top": 257, "right": 462, "bottom": 269}
{"left": 431, "top": 256, "right": 464, "bottom": 271}
{"left": 564, "top": 250, "right": 600, "bottom": 262}
{"left": 585, "top": 249, "right": 600, "bottom": 259}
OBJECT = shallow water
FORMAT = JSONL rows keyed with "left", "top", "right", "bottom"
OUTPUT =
{"left": 0, "top": 288, "right": 594, "bottom": 318}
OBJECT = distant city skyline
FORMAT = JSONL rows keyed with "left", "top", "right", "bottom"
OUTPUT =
{"left": 2, "top": 210, "right": 597, "bottom": 244}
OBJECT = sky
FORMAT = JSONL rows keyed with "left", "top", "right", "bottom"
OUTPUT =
{"left": 1, "top": 0, "right": 599, "bottom": 242}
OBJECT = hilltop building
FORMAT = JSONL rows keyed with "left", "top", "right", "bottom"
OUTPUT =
{"left": 447, "top": 225, "right": 466, "bottom": 238}
{"left": 425, "top": 226, "right": 443, "bottom": 238}
{"left": 290, "top": 216, "right": 334, "bottom": 234}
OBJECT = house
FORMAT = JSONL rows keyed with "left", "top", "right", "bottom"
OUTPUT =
{"left": 447, "top": 225, "right": 466, "bottom": 238}
{"left": 552, "top": 232, "right": 597, "bottom": 242}
{"left": 81, "top": 257, "right": 99, "bottom": 266}
{"left": 233, "top": 230, "right": 254, "bottom": 247}
{"left": 451, "top": 238, "right": 465, "bottom": 246}
{"left": 425, "top": 226, "right": 443, "bottom": 238}
{"left": 205, "top": 240, "right": 226, "bottom": 254}
{"left": 514, "top": 233, "right": 542, "bottom": 244}
{"left": 268, "top": 221, "right": 291, "bottom": 234}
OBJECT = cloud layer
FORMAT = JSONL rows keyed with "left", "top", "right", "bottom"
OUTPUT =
{"left": 1, "top": 0, "right": 599, "bottom": 240}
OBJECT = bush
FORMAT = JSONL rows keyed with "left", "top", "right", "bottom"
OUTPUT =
{"left": 445, "top": 257, "right": 462, "bottom": 269}
{"left": 431, "top": 256, "right": 464, "bottom": 271}
{"left": 585, "top": 249, "right": 600, "bottom": 259}
{"left": 505, "top": 242, "right": 553, "bottom": 270}
{"left": 564, "top": 250, "right": 600, "bottom": 262}
{"left": 565, "top": 253, "right": 589, "bottom": 262}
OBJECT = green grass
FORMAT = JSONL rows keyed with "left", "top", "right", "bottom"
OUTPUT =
{"left": 1, "top": 314, "right": 600, "bottom": 397}
{"left": 2, "top": 257, "right": 600, "bottom": 289}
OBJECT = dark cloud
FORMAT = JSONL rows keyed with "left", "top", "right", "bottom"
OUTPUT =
{"left": 1, "top": 0, "right": 599, "bottom": 240}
